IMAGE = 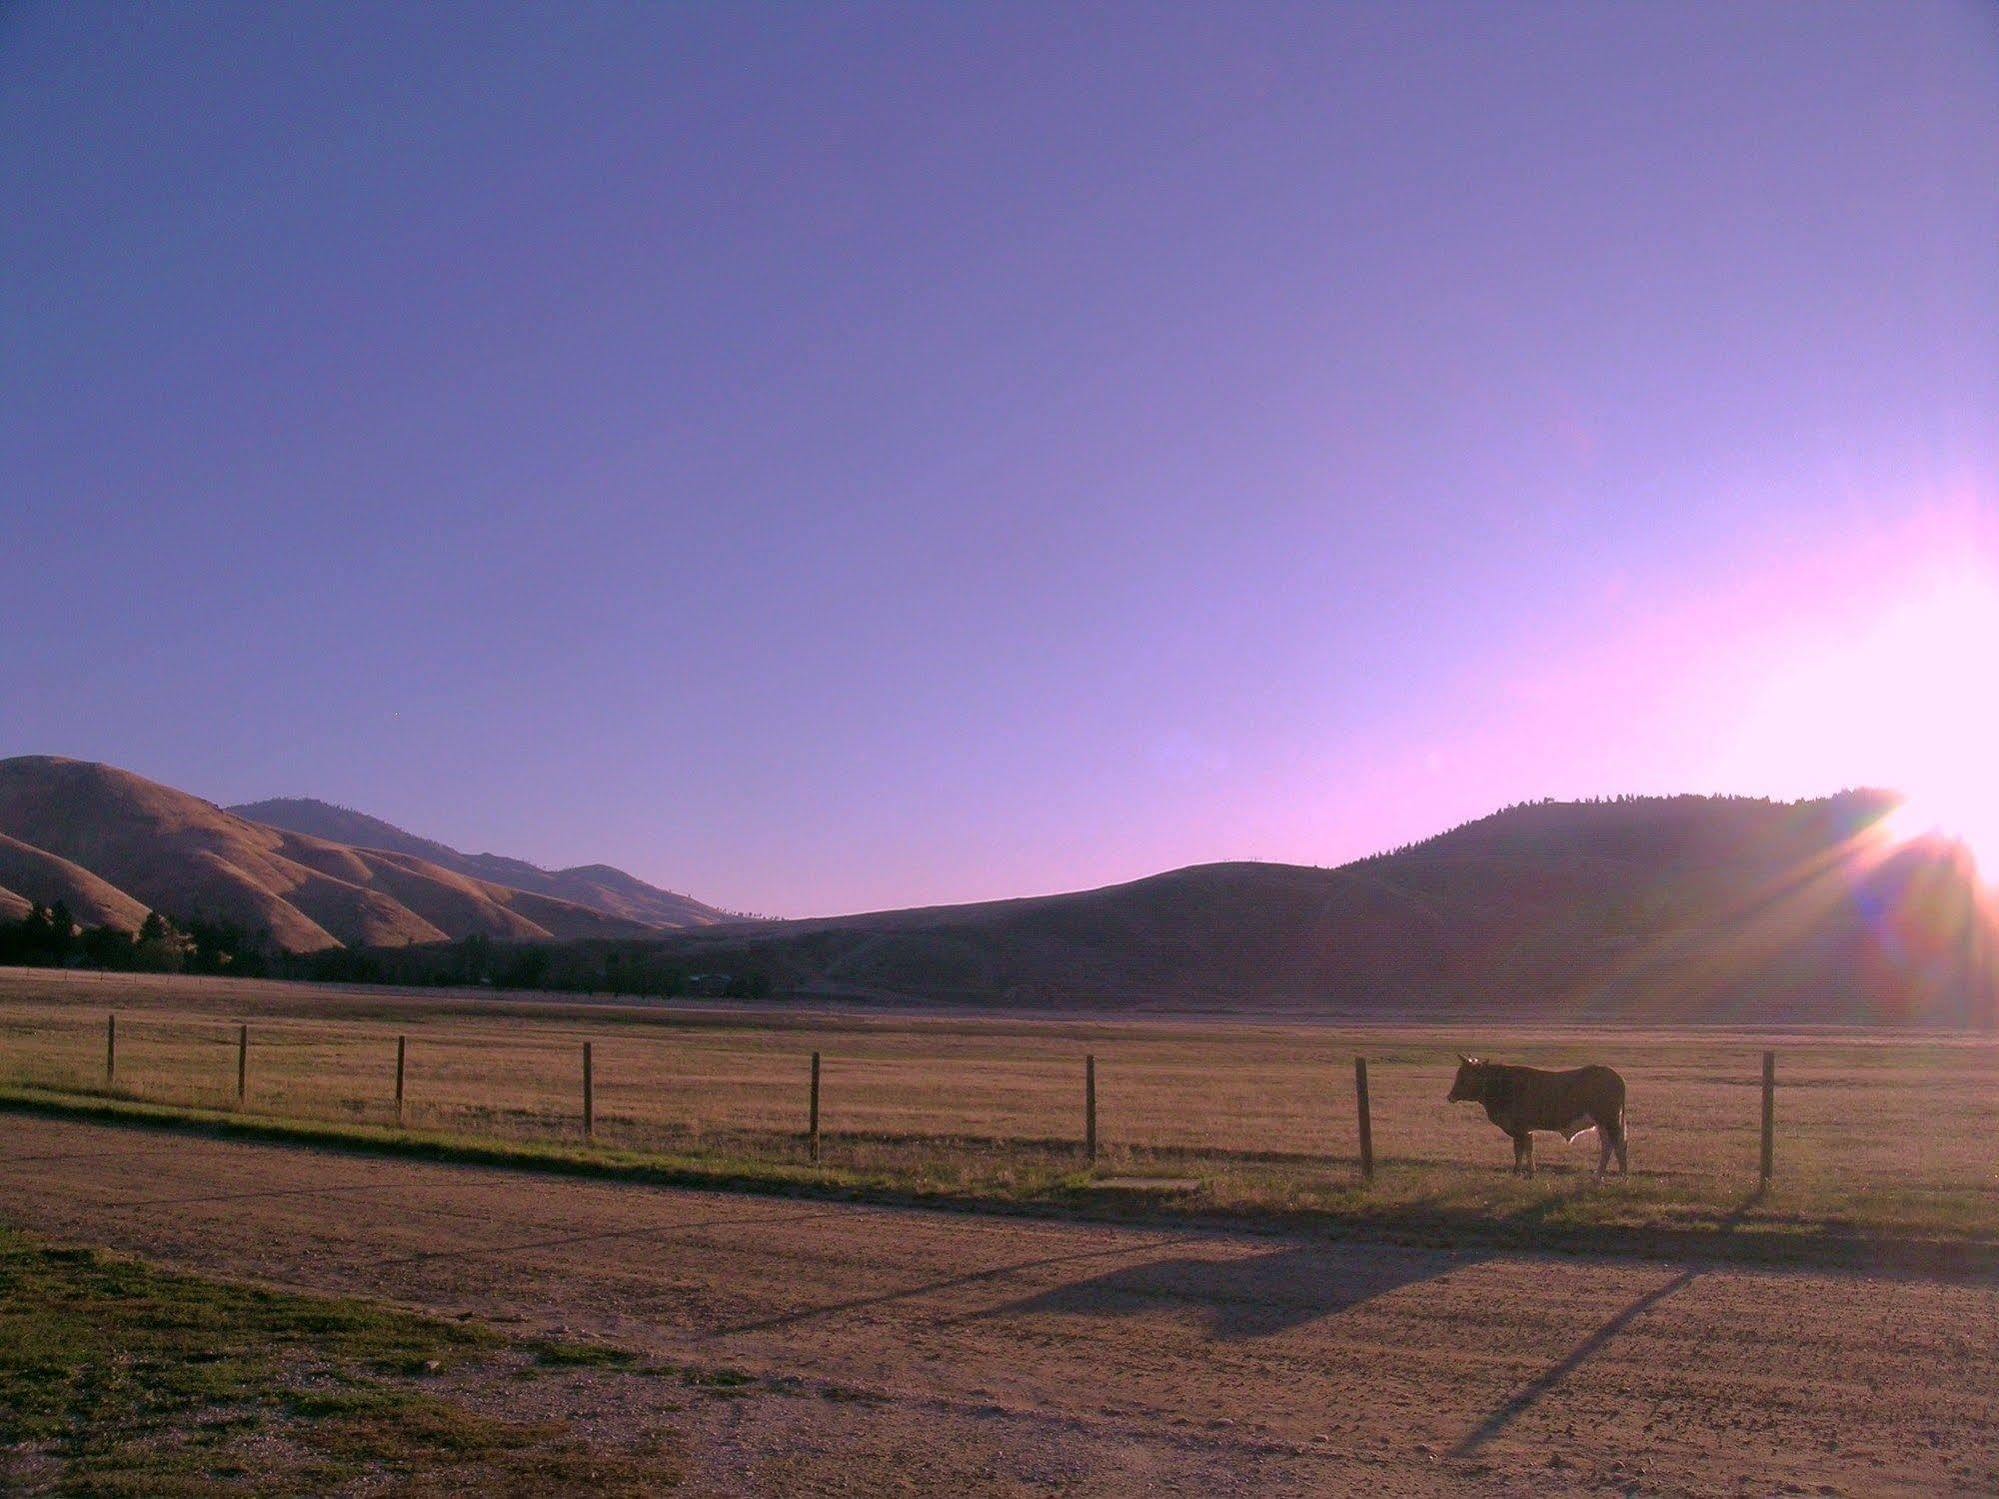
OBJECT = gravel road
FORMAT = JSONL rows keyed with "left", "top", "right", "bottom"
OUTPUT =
{"left": 3, "top": 1114, "right": 1994, "bottom": 1495}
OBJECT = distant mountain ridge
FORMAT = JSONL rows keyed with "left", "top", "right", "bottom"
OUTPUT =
{"left": 0, "top": 757, "right": 674, "bottom": 951}
{"left": 628, "top": 791, "right": 1998, "bottom": 1025}
{"left": 227, "top": 797, "right": 726, "bottom": 930}
{"left": 7, "top": 756, "right": 1992, "bottom": 1027}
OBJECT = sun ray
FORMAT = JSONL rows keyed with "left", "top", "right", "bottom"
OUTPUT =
{"left": 1725, "top": 562, "right": 1999, "bottom": 875}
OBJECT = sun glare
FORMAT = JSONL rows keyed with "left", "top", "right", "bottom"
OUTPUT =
{"left": 1727, "top": 562, "right": 1999, "bottom": 874}
{"left": 1882, "top": 792, "right": 1999, "bottom": 876}
{"left": 1856, "top": 571, "right": 1999, "bottom": 872}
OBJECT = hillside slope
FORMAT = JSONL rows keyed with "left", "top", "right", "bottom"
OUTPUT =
{"left": 227, "top": 797, "right": 726, "bottom": 928}
{"left": 0, "top": 832, "right": 153, "bottom": 931}
{"left": 633, "top": 793, "right": 1996, "bottom": 1024}
{"left": 10, "top": 759, "right": 1990, "bottom": 1025}
{"left": 0, "top": 758, "right": 659, "bottom": 951}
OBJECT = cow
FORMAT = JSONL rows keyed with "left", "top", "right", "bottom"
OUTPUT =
{"left": 1447, "top": 1055, "right": 1628, "bottom": 1177}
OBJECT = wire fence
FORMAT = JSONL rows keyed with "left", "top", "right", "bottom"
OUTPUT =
{"left": 5, "top": 999, "right": 1999, "bottom": 1221}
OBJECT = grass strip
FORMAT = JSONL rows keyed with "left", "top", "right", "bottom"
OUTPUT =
{"left": 3, "top": 1083, "right": 1994, "bottom": 1275}
{"left": 0, "top": 1226, "right": 679, "bottom": 1495}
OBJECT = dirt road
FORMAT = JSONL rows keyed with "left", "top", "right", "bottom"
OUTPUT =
{"left": 4, "top": 1115, "right": 1995, "bottom": 1495}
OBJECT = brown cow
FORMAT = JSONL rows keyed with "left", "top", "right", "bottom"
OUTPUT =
{"left": 1447, "top": 1055, "right": 1628, "bottom": 1177}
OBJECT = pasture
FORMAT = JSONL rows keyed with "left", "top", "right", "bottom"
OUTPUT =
{"left": 3, "top": 969, "right": 1996, "bottom": 1247}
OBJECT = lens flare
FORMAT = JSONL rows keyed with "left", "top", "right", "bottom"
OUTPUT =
{"left": 1732, "top": 563, "right": 1999, "bottom": 874}
{"left": 1881, "top": 793, "right": 1999, "bottom": 877}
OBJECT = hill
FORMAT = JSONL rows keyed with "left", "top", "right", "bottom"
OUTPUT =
{"left": 0, "top": 757, "right": 661, "bottom": 951}
{"left": 0, "top": 832, "right": 152, "bottom": 931}
{"left": 228, "top": 797, "right": 726, "bottom": 929}
{"left": 9, "top": 760, "right": 1990, "bottom": 1024}
{"left": 625, "top": 792, "right": 1996, "bottom": 1024}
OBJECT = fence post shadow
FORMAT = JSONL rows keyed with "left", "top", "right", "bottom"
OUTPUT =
{"left": 1449, "top": 1187, "right": 1766, "bottom": 1461}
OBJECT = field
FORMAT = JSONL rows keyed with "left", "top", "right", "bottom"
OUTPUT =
{"left": 6, "top": 968, "right": 1999, "bottom": 1493}
{"left": 5, "top": 968, "right": 1996, "bottom": 1249}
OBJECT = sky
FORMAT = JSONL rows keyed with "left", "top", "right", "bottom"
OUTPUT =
{"left": 4, "top": 2, "right": 1996, "bottom": 917}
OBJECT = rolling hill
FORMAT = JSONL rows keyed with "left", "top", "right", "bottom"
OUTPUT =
{"left": 6, "top": 756, "right": 1991, "bottom": 1024}
{"left": 227, "top": 797, "right": 726, "bottom": 929}
{"left": 0, "top": 831, "right": 153, "bottom": 931}
{"left": 0, "top": 757, "right": 664, "bottom": 951}
{"left": 625, "top": 792, "right": 1996, "bottom": 1024}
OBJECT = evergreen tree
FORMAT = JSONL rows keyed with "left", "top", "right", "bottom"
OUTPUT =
{"left": 80, "top": 924, "right": 136, "bottom": 970}
{"left": 45, "top": 901, "right": 76, "bottom": 963}
{"left": 133, "top": 911, "right": 187, "bottom": 972}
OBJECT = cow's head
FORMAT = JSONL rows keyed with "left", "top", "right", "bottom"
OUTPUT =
{"left": 1447, "top": 1054, "right": 1485, "bottom": 1103}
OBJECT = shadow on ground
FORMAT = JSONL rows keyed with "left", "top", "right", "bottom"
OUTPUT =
{"left": 1450, "top": 1189, "right": 1762, "bottom": 1458}
{"left": 980, "top": 1239, "right": 1477, "bottom": 1340}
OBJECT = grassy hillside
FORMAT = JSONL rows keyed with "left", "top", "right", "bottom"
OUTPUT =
{"left": 230, "top": 796, "right": 728, "bottom": 928}
{"left": 0, "top": 832, "right": 151, "bottom": 931}
{"left": 623, "top": 792, "right": 1996, "bottom": 1023}
{"left": 0, "top": 758, "right": 659, "bottom": 951}
{"left": 8, "top": 761, "right": 1991, "bottom": 1023}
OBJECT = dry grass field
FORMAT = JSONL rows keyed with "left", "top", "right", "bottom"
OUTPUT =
{"left": 4, "top": 968, "right": 1996, "bottom": 1246}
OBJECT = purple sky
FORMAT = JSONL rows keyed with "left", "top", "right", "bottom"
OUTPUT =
{"left": 5, "top": 3, "right": 1996, "bottom": 917}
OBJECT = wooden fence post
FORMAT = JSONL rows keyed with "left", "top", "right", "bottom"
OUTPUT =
{"left": 1759, "top": 1049, "right": 1775, "bottom": 1186}
{"left": 808, "top": 1051, "right": 821, "bottom": 1163}
{"left": 395, "top": 1035, "right": 407, "bottom": 1125}
{"left": 236, "top": 1024, "right": 248, "bottom": 1106}
{"left": 105, "top": 1012, "right": 116, "bottom": 1086}
{"left": 1085, "top": 1053, "right": 1098, "bottom": 1165}
{"left": 1354, "top": 1056, "right": 1375, "bottom": 1184}
{"left": 583, "top": 1041, "right": 595, "bottom": 1140}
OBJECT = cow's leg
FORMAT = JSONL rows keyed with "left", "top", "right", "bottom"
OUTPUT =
{"left": 1515, "top": 1132, "right": 1534, "bottom": 1177}
{"left": 1596, "top": 1125, "right": 1613, "bottom": 1177}
{"left": 1510, "top": 1133, "right": 1524, "bottom": 1174}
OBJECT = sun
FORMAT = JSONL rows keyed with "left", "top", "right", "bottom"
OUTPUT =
{"left": 1724, "top": 561, "right": 1999, "bottom": 873}
{"left": 1881, "top": 790, "right": 1999, "bottom": 876}
{"left": 1856, "top": 572, "right": 1999, "bottom": 872}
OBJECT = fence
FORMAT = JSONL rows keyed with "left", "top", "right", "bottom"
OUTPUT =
{"left": 5, "top": 999, "right": 1992, "bottom": 1217}
{"left": 70, "top": 1008, "right": 1784, "bottom": 1178}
